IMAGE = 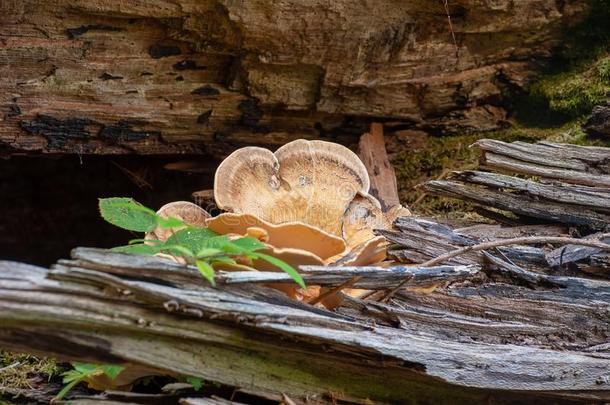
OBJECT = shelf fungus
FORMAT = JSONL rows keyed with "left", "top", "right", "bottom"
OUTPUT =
{"left": 149, "top": 139, "right": 409, "bottom": 307}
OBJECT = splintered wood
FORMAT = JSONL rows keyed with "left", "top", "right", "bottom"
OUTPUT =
{"left": 1, "top": 139, "right": 610, "bottom": 404}
{"left": 1, "top": 248, "right": 610, "bottom": 404}
{"left": 423, "top": 139, "right": 610, "bottom": 274}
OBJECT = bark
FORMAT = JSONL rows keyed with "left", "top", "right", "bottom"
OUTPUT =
{"left": 424, "top": 139, "right": 610, "bottom": 231}
{"left": 1, "top": 248, "right": 610, "bottom": 404}
{"left": 584, "top": 102, "right": 610, "bottom": 138}
{"left": 358, "top": 123, "right": 401, "bottom": 211}
{"left": 0, "top": 0, "right": 589, "bottom": 157}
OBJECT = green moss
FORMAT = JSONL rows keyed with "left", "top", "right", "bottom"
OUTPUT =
{"left": 0, "top": 351, "right": 60, "bottom": 392}
{"left": 528, "top": 56, "right": 610, "bottom": 119}
{"left": 392, "top": 121, "right": 599, "bottom": 218}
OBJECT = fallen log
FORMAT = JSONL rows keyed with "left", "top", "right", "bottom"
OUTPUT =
{"left": 2, "top": 248, "right": 610, "bottom": 403}
{"left": 424, "top": 139, "right": 610, "bottom": 231}
{"left": 0, "top": 1, "right": 589, "bottom": 156}
{"left": 425, "top": 179, "right": 610, "bottom": 230}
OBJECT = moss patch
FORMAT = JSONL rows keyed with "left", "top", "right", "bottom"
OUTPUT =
{"left": 0, "top": 351, "right": 60, "bottom": 392}
{"left": 528, "top": 55, "right": 610, "bottom": 119}
{"left": 391, "top": 121, "right": 602, "bottom": 219}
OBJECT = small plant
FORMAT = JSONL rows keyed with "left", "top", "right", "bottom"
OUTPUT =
{"left": 98, "top": 198, "right": 305, "bottom": 288}
{"left": 55, "top": 363, "right": 125, "bottom": 401}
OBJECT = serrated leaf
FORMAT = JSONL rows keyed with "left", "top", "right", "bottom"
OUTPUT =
{"left": 166, "top": 227, "right": 218, "bottom": 253}
{"left": 196, "top": 260, "right": 216, "bottom": 286}
{"left": 99, "top": 198, "right": 158, "bottom": 232}
{"left": 253, "top": 253, "right": 305, "bottom": 289}
{"left": 231, "top": 237, "right": 267, "bottom": 252}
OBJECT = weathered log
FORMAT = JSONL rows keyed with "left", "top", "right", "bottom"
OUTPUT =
{"left": 0, "top": 1, "right": 590, "bottom": 156}
{"left": 425, "top": 180, "right": 610, "bottom": 230}
{"left": 472, "top": 139, "right": 610, "bottom": 187}
{"left": 2, "top": 248, "right": 610, "bottom": 403}
{"left": 453, "top": 170, "right": 610, "bottom": 213}
{"left": 474, "top": 139, "right": 610, "bottom": 175}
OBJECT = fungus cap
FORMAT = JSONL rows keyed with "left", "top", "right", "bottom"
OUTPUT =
{"left": 214, "top": 139, "right": 370, "bottom": 236}
{"left": 206, "top": 212, "right": 346, "bottom": 261}
{"left": 146, "top": 201, "right": 210, "bottom": 241}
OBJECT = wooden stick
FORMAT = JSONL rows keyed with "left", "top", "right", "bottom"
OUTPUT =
{"left": 308, "top": 276, "right": 362, "bottom": 305}
{"left": 422, "top": 235, "right": 610, "bottom": 267}
{"left": 358, "top": 123, "right": 401, "bottom": 211}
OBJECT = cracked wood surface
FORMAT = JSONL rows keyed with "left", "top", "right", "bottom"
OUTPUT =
{"left": 0, "top": 0, "right": 589, "bottom": 156}
{"left": 0, "top": 248, "right": 610, "bottom": 403}
{"left": 424, "top": 140, "right": 610, "bottom": 231}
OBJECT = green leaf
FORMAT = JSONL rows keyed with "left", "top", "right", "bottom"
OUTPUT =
{"left": 166, "top": 227, "right": 219, "bottom": 253}
{"left": 231, "top": 237, "right": 267, "bottom": 252}
{"left": 185, "top": 376, "right": 204, "bottom": 391}
{"left": 56, "top": 363, "right": 124, "bottom": 401}
{"left": 99, "top": 198, "right": 158, "bottom": 232}
{"left": 157, "top": 216, "right": 185, "bottom": 229}
{"left": 100, "top": 364, "right": 126, "bottom": 380}
{"left": 55, "top": 377, "right": 83, "bottom": 400}
{"left": 159, "top": 244, "right": 195, "bottom": 258}
{"left": 196, "top": 260, "right": 216, "bottom": 286}
{"left": 195, "top": 247, "right": 223, "bottom": 258}
{"left": 112, "top": 243, "right": 163, "bottom": 255}
{"left": 210, "top": 256, "right": 237, "bottom": 266}
{"left": 72, "top": 362, "right": 100, "bottom": 374}
{"left": 253, "top": 253, "right": 305, "bottom": 289}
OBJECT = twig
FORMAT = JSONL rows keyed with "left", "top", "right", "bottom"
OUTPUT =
{"left": 281, "top": 393, "right": 298, "bottom": 405}
{"left": 0, "top": 361, "right": 21, "bottom": 373}
{"left": 307, "top": 276, "right": 362, "bottom": 305}
{"left": 443, "top": 0, "right": 459, "bottom": 58}
{"left": 422, "top": 234, "right": 610, "bottom": 267}
{"left": 377, "top": 274, "right": 413, "bottom": 303}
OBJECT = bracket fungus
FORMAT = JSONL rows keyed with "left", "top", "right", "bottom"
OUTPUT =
{"left": 149, "top": 139, "right": 409, "bottom": 305}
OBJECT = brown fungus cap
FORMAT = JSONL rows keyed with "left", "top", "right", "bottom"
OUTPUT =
{"left": 214, "top": 140, "right": 370, "bottom": 236}
{"left": 146, "top": 201, "right": 210, "bottom": 241}
{"left": 206, "top": 212, "right": 346, "bottom": 261}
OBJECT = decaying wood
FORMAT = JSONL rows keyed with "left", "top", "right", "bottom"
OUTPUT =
{"left": 424, "top": 140, "right": 610, "bottom": 231}
{"left": 358, "top": 123, "right": 400, "bottom": 211}
{"left": 2, "top": 247, "right": 610, "bottom": 403}
{"left": 425, "top": 179, "right": 610, "bottom": 230}
{"left": 0, "top": 1, "right": 590, "bottom": 156}
{"left": 475, "top": 140, "right": 610, "bottom": 176}
{"left": 454, "top": 170, "right": 610, "bottom": 213}
{"left": 421, "top": 234, "right": 610, "bottom": 267}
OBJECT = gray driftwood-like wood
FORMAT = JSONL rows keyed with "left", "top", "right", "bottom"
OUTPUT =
{"left": 380, "top": 217, "right": 610, "bottom": 282}
{"left": 474, "top": 139, "right": 610, "bottom": 176}
{"left": 425, "top": 180, "right": 610, "bottom": 230}
{"left": 454, "top": 170, "right": 610, "bottom": 213}
{"left": 1, "top": 248, "right": 610, "bottom": 403}
{"left": 424, "top": 140, "right": 610, "bottom": 233}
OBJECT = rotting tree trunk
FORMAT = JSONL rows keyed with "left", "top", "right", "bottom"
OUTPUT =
{"left": 1, "top": 248, "right": 610, "bottom": 404}
{"left": 0, "top": 0, "right": 589, "bottom": 157}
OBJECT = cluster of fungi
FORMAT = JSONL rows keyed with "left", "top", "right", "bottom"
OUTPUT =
{"left": 148, "top": 140, "right": 410, "bottom": 308}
